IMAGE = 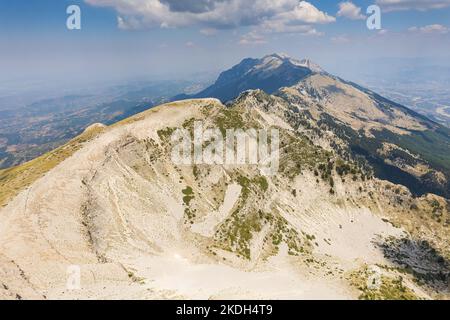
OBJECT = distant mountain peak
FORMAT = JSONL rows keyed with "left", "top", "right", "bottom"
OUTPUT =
{"left": 267, "top": 52, "right": 290, "bottom": 59}
{"left": 261, "top": 53, "right": 293, "bottom": 62}
{"left": 184, "top": 53, "right": 324, "bottom": 103}
{"left": 297, "top": 58, "right": 324, "bottom": 73}
{"left": 260, "top": 53, "right": 325, "bottom": 74}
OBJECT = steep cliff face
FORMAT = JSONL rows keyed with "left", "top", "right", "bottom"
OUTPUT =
{"left": 0, "top": 94, "right": 448, "bottom": 300}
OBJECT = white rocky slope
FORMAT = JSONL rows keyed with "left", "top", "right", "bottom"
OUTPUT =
{"left": 0, "top": 96, "right": 448, "bottom": 300}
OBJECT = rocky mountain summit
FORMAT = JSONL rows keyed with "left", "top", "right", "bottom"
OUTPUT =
{"left": 0, "top": 54, "right": 449, "bottom": 300}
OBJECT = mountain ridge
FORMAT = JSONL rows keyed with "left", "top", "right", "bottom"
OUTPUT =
{"left": 176, "top": 53, "right": 450, "bottom": 198}
{"left": 175, "top": 53, "right": 323, "bottom": 103}
{"left": 0, "top": 95, "right": 448, "bottom": 300}
{"left": 0, "top": 55, "right": 449, "bottom": 300}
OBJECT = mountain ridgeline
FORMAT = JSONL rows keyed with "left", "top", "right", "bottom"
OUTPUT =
{"left": 177, "top": 53, "right": 450, "bottom": 198}
{"left": 174, "top": 54, "right": 320, "bottom": 103}
{"left": 1, "top": 54, "right": 449, "bottom": 300}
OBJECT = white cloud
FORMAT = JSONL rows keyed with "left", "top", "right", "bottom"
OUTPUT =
{"left": 85, "top": 0, "right": 335, "bottom": 33}
{"left": 274, "top": 1, "right": 336, "bottom": 24}
{"left": 337, "top": 2, "right": 365, "bottom": 20}
{"left": 376, "top": 0, "right": 450, "bottom": 11}
{"left": 408, "top": 24, "right": 449, "bottom": 34}
{"left": 266, "top": 23, "right": 323, "bottom": 35}
{"left": 185, "top": 41, "right": 196, "bottom": 47}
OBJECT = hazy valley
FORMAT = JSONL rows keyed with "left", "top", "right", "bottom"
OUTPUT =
{"left": 0, "top": 79, "right": 210, "bottom": 169}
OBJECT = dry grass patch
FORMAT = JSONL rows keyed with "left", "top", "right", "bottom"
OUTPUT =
{"left": 0, "top": 125, "right": 104, "bottom": 207}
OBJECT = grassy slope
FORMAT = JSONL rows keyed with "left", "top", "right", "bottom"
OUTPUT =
{"left": 0, "top": 125, "right": 104, "bottom": 207}
{"left": 0, "top": 100, "right": 213, "bottom": 208}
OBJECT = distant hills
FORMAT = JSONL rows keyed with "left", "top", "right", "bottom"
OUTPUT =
{"left": 0, "top": 80, "right": 203, "bottom": 169}
{"left": 174, "top": 53, "right": 323, "bottom": 103}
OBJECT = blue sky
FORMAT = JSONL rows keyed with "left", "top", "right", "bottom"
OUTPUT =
{"left": 0, "top": 0, "right": 449, "bottom": 87}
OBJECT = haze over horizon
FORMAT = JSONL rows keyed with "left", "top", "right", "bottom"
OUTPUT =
{"left": 1, "top": 0, "right": 450, "bottom": 91}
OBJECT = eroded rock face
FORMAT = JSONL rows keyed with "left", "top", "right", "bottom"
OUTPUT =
{"left": 184, "top": 53, "right": 450, "bottom": 198}
{"left": 0, "top": 94, "right": 448, "bottom": 300}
